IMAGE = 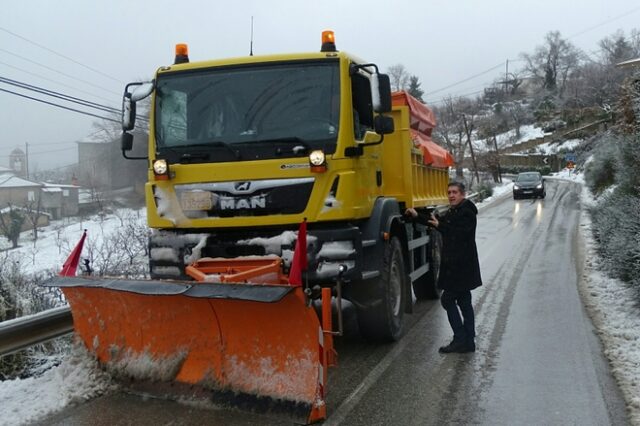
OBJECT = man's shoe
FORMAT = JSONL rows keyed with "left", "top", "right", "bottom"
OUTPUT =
{"left": 438, "top": 340, "right": 466, "bottom": 353}
{"left": 439, "top": 340, "right": 475, "bottom": 353}
{"left": 460, "top": 340, "right": 476, "bottom": 353}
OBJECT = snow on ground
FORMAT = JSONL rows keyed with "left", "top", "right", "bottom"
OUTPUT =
{"left": 0, "top": 209, "right": 144, "bottom": 425}
{"left": 577, "top": 180, "right": 640, "bottom": 424}
{"left": 2, "top": 179, "right": 640, "bottom": 424}
{"left": 474, "top": 177, "right": 513, "bottom": 208}
{"left": 0, "top": 208, "right": 146, "bottom": 276}
{"left": 473, "top": 124, "right": 545, "bottom": 152}
{"left": 0, "top": 343, "right": 115, "bottom": 426}
{"left": 525, "top": 138, "right": 584, "bottom": 155}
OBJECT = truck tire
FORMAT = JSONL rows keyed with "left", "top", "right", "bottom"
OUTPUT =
{"left": 412, "top": 230, "right": 442, "bottom": 300}
{"left": 357, "top": 236, "right": 406, "bottom": 342}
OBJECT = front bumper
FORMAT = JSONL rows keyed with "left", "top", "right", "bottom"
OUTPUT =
{"left": 513, "top": 187, "right": 544, "bottom": 198}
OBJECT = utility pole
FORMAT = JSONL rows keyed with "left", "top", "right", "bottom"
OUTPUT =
{"left": 504, "top": 59, "right": 509, "bottom": 95}
{"left": 492, "top": 135, "right": 503, "bottom": 183}
{"left": 25, "top": 142, "right": 29, "bottom": 179}
{"left": 461, "top": 114, "right": 480, "bottom": 186}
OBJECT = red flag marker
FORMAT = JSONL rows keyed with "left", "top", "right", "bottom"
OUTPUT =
{"left": 288, "top": 219, "right": 307, "bottom": 286}
{"left": 60, "top": 230, "right": 87, "bottom": 277}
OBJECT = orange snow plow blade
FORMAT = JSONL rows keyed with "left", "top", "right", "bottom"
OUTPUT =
{"left": 45, "top": 266, "right": 331, "bottom": 423}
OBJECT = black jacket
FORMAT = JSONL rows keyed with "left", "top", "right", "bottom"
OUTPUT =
{"left": 418, "top": 199, "right": 482, "bottom": 291}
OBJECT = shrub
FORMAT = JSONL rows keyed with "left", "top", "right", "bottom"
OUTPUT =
{"left": 584, "top": 135, "right": 618, "bottom": 195}
{"left": 590, "top": 190, "right": 640, "bottom": 291}
{"left": 616, "top": 134, "right": 640, "bottom": 196}
{"left": 475, "top": 182, "right": 494, "bottom": 201}
{"left": 587, "top": 132, "right": 640, "bottom": 299}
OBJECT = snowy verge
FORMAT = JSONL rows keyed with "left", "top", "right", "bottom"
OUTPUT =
{"left": 0, "top": 342, "right": 115, "bottom": 426}
{"left": 475, "top": 178, "right": 513, "bottom": 211}
{"left": 577, "top": 183, "right": 640, "bottom": 424}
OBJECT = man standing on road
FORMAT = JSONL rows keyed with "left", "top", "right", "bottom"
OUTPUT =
{"left": 405, "top": 182, "right": 482, "bottom": 353}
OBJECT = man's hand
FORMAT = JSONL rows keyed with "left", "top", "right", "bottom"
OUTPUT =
{"left": 404, "top": 208, "right": 418, "bottom": 219}
{"left": 427, "top": 212, "right": 439, "bottom": 228}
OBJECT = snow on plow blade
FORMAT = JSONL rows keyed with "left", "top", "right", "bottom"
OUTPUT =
{"left": 44, "top": 275, "right": 329, "bottom": 423}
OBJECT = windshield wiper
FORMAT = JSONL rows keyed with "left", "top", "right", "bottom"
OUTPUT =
{"left": 167, "top": 140, "right": 242, "bottom": 160}
{"left": 180, "top": 152, "right": 209, "bottom": 163}
{"left": 240, "top": 137, "right": 311, "bottom": 156}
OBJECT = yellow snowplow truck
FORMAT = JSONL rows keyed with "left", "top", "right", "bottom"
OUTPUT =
{"left": 48, "top": 31, "right": 452, "bottom": 423}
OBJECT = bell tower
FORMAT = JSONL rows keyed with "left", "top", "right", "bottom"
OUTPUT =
{"left": 9, "top": 147, "right": 27, "bottom": 178}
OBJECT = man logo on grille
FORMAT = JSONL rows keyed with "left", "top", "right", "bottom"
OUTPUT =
{"left": 234, "top": 181, "right": 251, "bottom": 192}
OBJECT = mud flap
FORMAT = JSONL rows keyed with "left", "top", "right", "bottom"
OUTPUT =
{"left": 46, "top": 277, "right": 327, "bottom": 423}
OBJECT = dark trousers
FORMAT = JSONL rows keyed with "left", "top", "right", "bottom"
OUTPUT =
{"left": 440, "top": 289, "right": 475, "bottom": 342}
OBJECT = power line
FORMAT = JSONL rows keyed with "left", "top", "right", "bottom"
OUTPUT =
{"left": 0, "top": 87, "right": 119, "bottom": 123}
{"left": 422, "top": 6, "right": 640, "bottom": 102}
{"left": 0, "top": 59, "right": 116, "bottom": 104}
{"left": 567, "top": 5, "right": 640, "bottom": 40}
{"left": 0, "top": 26, "right": 124, "bottom": 85}
{"left": 0, "top": 47, "right": 121, "bottom": 96}
{"left": 0, "top": 76, "right": 120, "bottom": 115}
{"left": 0, "top": 76, "right": 149, "bottom": 122}
{"left": 29, "top": 147, "right": 77, "bottom": 156}
{"left": 424, "top": 62, "right": 506, "bottom": 97}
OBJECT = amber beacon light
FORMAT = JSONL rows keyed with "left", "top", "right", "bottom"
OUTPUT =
{"left": 321, "top": 30, "right": 336, "bottom": 52}
{"left": 174, "top": 43, "right": 190, "bottom": 64}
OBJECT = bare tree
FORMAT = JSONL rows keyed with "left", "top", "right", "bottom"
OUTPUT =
{"left": 521, "top": 31, "right": 583, "bottom": 97}
{"left": 599, "top": 30, "right": 636, "bottom": 65}
{"left": 387, "top": 64, "right": 410, "bottom": 92}
{"left": 23, "top": 195, "right": 43, "bottom": 242}
{"left": 504, "top": 102, "right": 532, "bottom": 139}
{"left": 433, "top": 96, "right": 482, "bottom": 179}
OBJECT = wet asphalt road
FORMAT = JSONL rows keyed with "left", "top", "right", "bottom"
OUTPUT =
{"left": 36, "top": 179, "right": 628, "bottom": 426}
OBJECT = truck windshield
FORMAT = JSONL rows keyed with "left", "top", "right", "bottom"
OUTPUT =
{"left": 155, "top": 61, "right": 340, "bottom": 162}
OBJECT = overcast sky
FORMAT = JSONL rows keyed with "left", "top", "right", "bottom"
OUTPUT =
{"left": 1, "top": 0, "right": 639, "bottom": 172}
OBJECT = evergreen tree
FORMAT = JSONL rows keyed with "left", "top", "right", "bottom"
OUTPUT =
{"left": 407, "top": 75, "right": 425, "bottom": 102}
{"left": 0, "top": 208, "right": 25, "bottom": 249}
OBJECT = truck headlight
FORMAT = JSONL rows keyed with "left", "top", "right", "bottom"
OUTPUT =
{"left": 309, "top": 150, "right": 327, "bottom": 172}
{"left": 153, "top": 159, "right": 170, "bottom": 180}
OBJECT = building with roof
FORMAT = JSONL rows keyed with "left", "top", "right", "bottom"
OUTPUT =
{"left": 76, "top": 128, "right": 147, "bottom": 193}
{"left": 0, "top": 174, "right": 42, "bottom": 207}
{"left": 41, "top": 183, "right": 80, "bottom": 219}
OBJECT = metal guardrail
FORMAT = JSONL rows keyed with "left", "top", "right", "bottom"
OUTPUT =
{"left": 0, "top": 306, "right": 73, "bottom": 356}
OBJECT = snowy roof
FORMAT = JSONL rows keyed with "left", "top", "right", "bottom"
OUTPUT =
{"left": 616, "top": 57, "right": 640, "bottom": 68}
{"left": 0, "top": 175, "right": 42, "bottom": 189}
{"left": 42, "top": 187, "right": 63, "bottom": 193}
{"left": 0, "top": 165, "right": 14, "bottom": 173}
{"left": 0, "top": 205, "right": 51, "bottom": 216}
{"left": 42, "top": 182, "right": 80, "bottom": 189}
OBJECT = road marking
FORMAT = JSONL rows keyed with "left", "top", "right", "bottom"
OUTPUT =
{"left": 324, "top": 303, "right": 439, "bottom": 425}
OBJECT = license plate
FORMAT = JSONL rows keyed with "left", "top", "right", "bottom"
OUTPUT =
{"left": 523, "top": 190, "right": 532, "bottom": 194}
{"left": 181, "top": 191, "right": 213, "bottom": 210}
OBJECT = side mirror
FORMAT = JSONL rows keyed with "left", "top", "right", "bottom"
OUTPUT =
{"left": 374, "top": 115, "right": 394, "bottom": 134}
{"left": 121, "top": 132, "right": 134, "bottom": 151}
{"left": 122, "top": 94, "right": 136, "bottom": 131}
{"left": 122, "top": 81, "right": 153, "bottom": 131}
{"left": 375, "top": 74, "right": 392, "bottom": 113}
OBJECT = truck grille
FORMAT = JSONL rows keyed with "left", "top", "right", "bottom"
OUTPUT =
{"left": 175, "top": 177, "right": 314, "bottom": 218}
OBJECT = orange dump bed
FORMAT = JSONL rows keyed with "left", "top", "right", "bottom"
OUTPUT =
{"left": 392, "top": 91, "right": 454, "bottom": 168}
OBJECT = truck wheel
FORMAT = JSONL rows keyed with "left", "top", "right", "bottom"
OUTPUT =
{"left": 412, "top": 230, "right": 442, "bottom": 300}
{"left": 357, "top": 236, "right": 406, "bottom": 342}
